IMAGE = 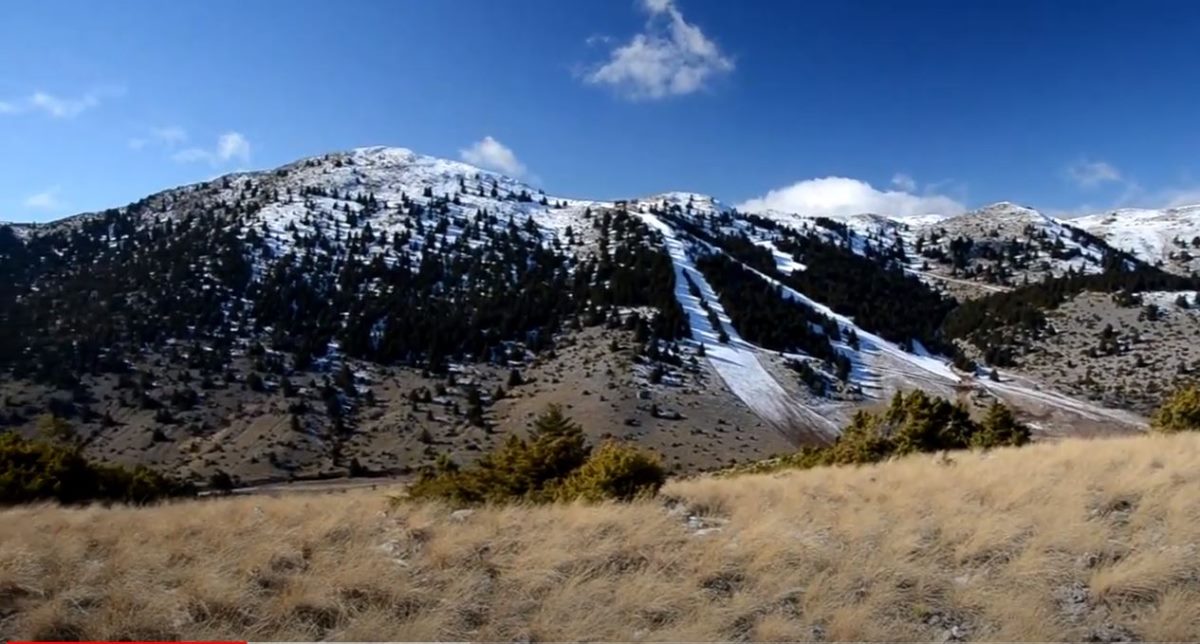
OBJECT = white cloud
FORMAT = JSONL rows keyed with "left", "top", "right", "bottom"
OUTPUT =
{"left": 129, "top": 125, "right": 189, "bottom": 150}
{"left": 153, "top": 125, "right": 189, "bottom": 146}
{"left": 1157, "top": 187, "right": 1200, "bottom": 208}
{"left": 584, "top": 0, "right": 733, "bottom": 100}
{"left": 460, "top": 136, "right": 527, "bottom": 177}
{"left": 173, "top": 131, "right": 251, "bottom": 165}
{"left": 216, "top": 132, "right": 251, "bottom": 163}
{"left": 737, "top": 176, "right": 966, "bottom": 219}
{"left": 23, "top": 187, "right": 63, "bottom": 211}
{"left": 0, "top": 87, "right": 122, "bottom": 119}
{"left": 172, "top": 148, "right": 211, "bottom": 163}
{"left": 890, "top": 173, "right": 917, "bottom": 192}
{"left": 1066, "top": 159, "right": 1122, "bottom": 189}
{"left": 30, "top": 91, "right": 100, "bottom": 118}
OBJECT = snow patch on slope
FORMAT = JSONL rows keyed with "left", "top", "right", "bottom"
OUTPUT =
{"left": 746, "top": 256, "right": 961, "bottom": 386}
{"left": 1073, "top": 204, "right": 1200, "bottom": 270}
{"left": 635, "top": 209, "right": 837, "bottom": 437}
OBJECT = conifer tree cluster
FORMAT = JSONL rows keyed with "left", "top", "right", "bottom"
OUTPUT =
{"left": 654, "top": 204, "right": 957, "bottom": 355}
{"left": 0, "top": 171, "right": 689, "bottom": 392}
{"left": 408, "top": 405, "right": 665, "bottom": 504}
{"left": 753, "top": 391, "right": 1031, "bottom": 473}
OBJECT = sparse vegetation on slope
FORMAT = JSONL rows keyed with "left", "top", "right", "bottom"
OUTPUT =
{"left": 943, "top": 265, "right": 1200, "bottom": 365}
{"left": 5, "top": 432, "right": 1200, "bottom": 640}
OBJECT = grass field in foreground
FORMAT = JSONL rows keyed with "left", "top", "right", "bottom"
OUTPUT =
{"left": 3, "top": 431, "right": 1200, "bottom": 641}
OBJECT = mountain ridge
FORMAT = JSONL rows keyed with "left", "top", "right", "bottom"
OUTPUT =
{"left": 9, "top": 145, "right": 1200, "bottom": 266}
{"left": 1, "top": 145, "right": 1190, "bottom": 485}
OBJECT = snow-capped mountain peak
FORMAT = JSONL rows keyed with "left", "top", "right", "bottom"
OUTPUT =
{"left": 1073, "top": 202, "right": 1200, "bottom": 274}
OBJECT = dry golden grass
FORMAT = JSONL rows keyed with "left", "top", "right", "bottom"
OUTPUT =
{"left": 4, "top": 432, "right": 1200, "bottom": 641}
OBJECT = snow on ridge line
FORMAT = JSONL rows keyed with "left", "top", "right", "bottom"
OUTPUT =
{"left": 634, "top": 210, "right": 837, "bottom": 436}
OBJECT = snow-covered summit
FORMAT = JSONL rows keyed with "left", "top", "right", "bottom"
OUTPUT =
{"left": 273, "top": 145, "right": 549, "bottom": 205}
{"left": 1073, "top": 203, "right": 1200, "bottom": 273}
{"left": 639, "top": 192, "right": 724, "bottom": 216}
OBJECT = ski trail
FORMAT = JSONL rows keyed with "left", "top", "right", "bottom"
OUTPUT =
{"left": 741, "top": 245, "right": 961, "bottom": 385}
{"left": 980, "top": 375, "right": 1147, "bottom": 427}
{"left": 754, "top": 240, "right": 1144, "bottom": 427}
{"left": 910, "top": 270, "right": 1010, "bottom": 293}
{"left": 635, "top": 211, "right": 837, "bottom": 437}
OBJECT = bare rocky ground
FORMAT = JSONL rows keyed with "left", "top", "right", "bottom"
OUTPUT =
{"left": 1001, "top": 290, "right": 1200, "bottom": 414}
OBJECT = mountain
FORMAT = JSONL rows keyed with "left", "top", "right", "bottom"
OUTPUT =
{"left": 0, "top": 147, "right": 1183, "bottom": 486}
{"left": 1074, "top": 204, "right": 1200, "bottom": 275}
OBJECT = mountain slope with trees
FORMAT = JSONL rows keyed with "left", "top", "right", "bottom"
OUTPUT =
{"left": 0, "top": 147, "right": 1172, "bottom": 484}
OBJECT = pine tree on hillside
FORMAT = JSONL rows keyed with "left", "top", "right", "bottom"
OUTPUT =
{"left": 519, "top": 405, "right": 590, "bottom": 488}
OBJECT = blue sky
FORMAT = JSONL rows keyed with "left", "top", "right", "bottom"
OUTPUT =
{"left": 4, "top": 0, "right": 1200, "bottom": 222}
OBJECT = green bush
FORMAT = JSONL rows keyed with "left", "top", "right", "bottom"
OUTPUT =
{"left": 558, "top": 441, "right": 666, "bottom": 502}
{"left": 0, "top": 431, "right": 195, "bottom": 505}
{"left": 1152, "top": 384, "right": 1200, "bottom": 433}
{"left": 971, "top": 401, "right": 1032, "bottom": 448}
{"left": 409, "top": 405, "right": 665, "bottom": 505}
{"left": 739, "top": 391, "right": 1031, "bottom": 475}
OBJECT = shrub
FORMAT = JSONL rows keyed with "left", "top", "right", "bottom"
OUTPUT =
{"left": 1152, "top": 384, "right": 1200, "bottom": 433}
{"left": 36, "top": 413, "right": 76, "bottom": 445}
{"left": 558, "top": 441, "right": 666, "bottom": 502}
{"left": 742, "top": 391, "right": 1031, "bottom": 474}
{"left": 0, "top": 432, "right": 195, "bottom": 505}
{"left": 409, "top": 405, "right": 664, "bottom": 505}
{"left": 971, "top": 401, "right": 1032, "bottom": 448}
{"left": 409, "top": 404, "right": 590, "bottom": 504}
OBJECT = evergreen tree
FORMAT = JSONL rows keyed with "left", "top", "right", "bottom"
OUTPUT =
{"left": 1153, "top": 384, "right": 1200, "bottom": 433}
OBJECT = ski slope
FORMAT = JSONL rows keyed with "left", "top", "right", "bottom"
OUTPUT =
{"left": 744, "top": 260, "right": 961, "bottom": 385}
{"left": 635, "top": 210, "right": 837, "bottom": 437}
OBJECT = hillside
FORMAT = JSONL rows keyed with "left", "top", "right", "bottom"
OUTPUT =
{"left": 2, "top": 146, "right": 1194, "bottom": 485}
{"left": 1076, "top": 205, "right": 1200, "bottom": 276}
{"left": 905, "top": 202, "right": 1131, "bottom": 300}
{"left": 4, "top": 431, "right": 1200, "bottom": 641}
